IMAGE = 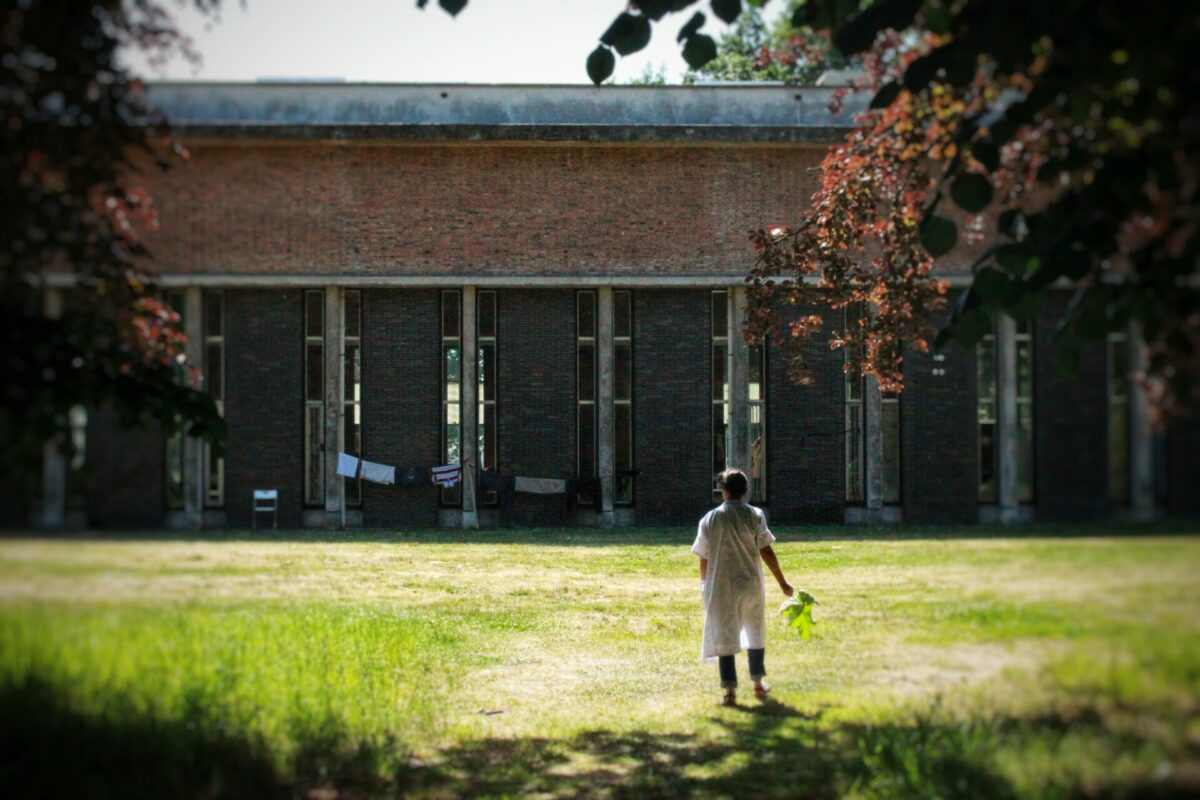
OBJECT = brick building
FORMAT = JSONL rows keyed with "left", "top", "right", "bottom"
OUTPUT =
{"left": 30, "top": 83, "right": 1199, "bottom": 529}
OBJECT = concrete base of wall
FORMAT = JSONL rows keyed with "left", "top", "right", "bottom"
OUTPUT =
{"left": 301, "top": 509, "right": 364, "bottom": 529}
{"left": 844, "top": 506, "right": 904, "bottom": 526}
{"left": 978, "top": 505, "right": 1035, "bottom": 524}
{"left": 164, "top": 510, "right": 229, "bottom": 530}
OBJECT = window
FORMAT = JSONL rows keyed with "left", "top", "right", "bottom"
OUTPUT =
{"left": 165, "top": 290, "right": 186, "bottom": 510}
{"left": 749, "top": 342, "right": 767, "bottom": 503}
{"left": 304, "top": 289, "right": 324, "bottom": 507}
{"left": 344, "top": 290, "right": 362, "bottom": 507}
{"left": 977, "top": 321, "right": 1034, "bottom": 504}
{"left": 441, "top": 290, "right": 462, "bottom": 507}
{"left": 65, "top": 404, "right": 87, "bottom": 511}
{"left": 1107, "top": 332, "right": 1130, "bottom": 504}
{"left": 881, "top": 391, "right": 901, "bottom": 504}
{"left": 478, "top": 291, "right": 498, "bottom": 504}
{"left": 614, "top": 290, "right": 634, "bottom": 505}
{"left": 577, "top": 291, "right": 598, "bottom": 503}
{"left": 712, "top": 291, "right": 729, "bottom": 501}
{"left": 203, "top": 290, "right": 225, "bottom": 508}
{"left": 845, "top": 306, "right": 865, "bottom": 504}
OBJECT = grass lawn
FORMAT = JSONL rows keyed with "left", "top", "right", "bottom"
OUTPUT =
{"left": 0, "top": 524, "right": 1198, "bottom": 798}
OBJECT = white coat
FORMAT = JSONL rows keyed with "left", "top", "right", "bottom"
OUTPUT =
{"left": 691, "top": 499, "right": 776, "bottom": 660}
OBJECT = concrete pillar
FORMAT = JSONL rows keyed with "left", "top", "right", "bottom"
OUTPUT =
{"left": 727, "top": 286, "right": 752, "bottom": 498}
{"left": 996, "top": 314, "right": 1021, "bottom": 522}
{"left": 39, "top": 288, "right": 66, "bottom": 529}
{"left": 460, "top": 287, "right": 479, "bottom": 529}
{"left": 864, "top": 373, "right": 884, "bottom": 513}
{"left": 1128, "top": 321, "right": 1156, "bottom": 520}
{"left": 323, "top": 286, "right": 345, "bottom": 527}
{"left": 182, "top": 286, "right": 204, "bottom": 530}
{"left": 597, "top": 287, "right": 616, "bottom": 527}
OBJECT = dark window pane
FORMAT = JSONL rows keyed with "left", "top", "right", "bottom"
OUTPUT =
{"left": 481, "top": 404, "right": 498, "bottom": 471}
{"left": 615, "top": 343, "right": 631, "bottom": 401}
{"left": 578, "top": 404, "right": 596, "bottom": 479}
{"left": 305, "top": 291, "right": 323, "bottom": 338}
{"left": 204, "top": 291, "right": 223, "bottom": 337}
{"left": 1017, "top": 340, "right": 1033, "bottom": 399}
{"left": 206, "top": 343, "right": 223, "bottom": 399}
{"left": 442, "top": 292, "right": 460, "bottom": 339}
{"left": 711, "top": 291, "right": 727, "bottom": 338}
{"left": 712, "top": 404, "right": 727, "bottom": 479}
{"left": 480, "top": 344, "right": 496, "bottom": 401}
{"left": 578, "top": 344, "right": 595, "bottom": 401}
{"left": 577, "top": 291, "right": 596, "bottom": 338}
{"left": 1017, "top": 403, "right": 1034, "bottom": 503}
{"left": 882, "top": 401, "right": 901, "bottom": 504}
{"left": 165, "top": 431, "right": 184, "bottom": 509}
{"left": 616, "top": 404, "right": 633, "bottom": 504}
{"left": 306, "top": 344, "right": 323, "bottom": 401}
{"left": 712, "top": 342, "right": 727, "bottom": 401}
{"left": 306, "top": 405, "right": 324, "bottom": 506}
{"left": 1109, "top": 338, "right": 1128, "bottom": 399}
{"left": 614, "top": 291, "right": 632, "bottom": 338}
{"left": 344, "top": 290, "right": 361, "bottom": 338}
{"left": 478, "top": 291, "right": 496, "bottom": 339}
{"left": 1109, "top": 402, "right": 1129, "bottom": 503}
{"left": 749, "top": 345, "right": 764, "bottom": 400}
{"left": 979, "top": 422, "right": 996, "bottom": 503}
{"left": 344, "top": 343, "right": 360, "bottom": 400}
{"left": 846, "top": 407, "right": 863, "bottom": 504}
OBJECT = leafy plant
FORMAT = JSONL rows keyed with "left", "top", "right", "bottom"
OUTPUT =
{"left": 779, "top": 589, "right": 818, "bottom": 639}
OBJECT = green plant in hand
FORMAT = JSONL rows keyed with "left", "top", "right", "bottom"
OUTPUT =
{"left": 780, "top": 590, "right": 818, "bottom": 639}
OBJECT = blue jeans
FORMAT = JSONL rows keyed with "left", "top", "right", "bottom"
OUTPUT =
{"left": 718, "top": 648, "right": 765, "bottom": 688}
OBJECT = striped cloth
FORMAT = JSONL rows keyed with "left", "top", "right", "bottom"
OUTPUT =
{"left": 430, "top": 463, "right": 462, "bottom": 488}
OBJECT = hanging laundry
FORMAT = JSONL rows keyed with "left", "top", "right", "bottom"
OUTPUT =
{"left": 336, "top": 452, "right": 360, "bottom": 479}
{"left": 395, "top": 466, "right": 429, "bottom": 487}
{"left": 360, "top": 460, "right": 396, "bottom": 485}
{"left": 431, "top": 463, "right": 463, "bottom": 488}
{"left": 478, "top": 470, "right": 515, "bottom": 509}
{"left": 514, "top": 476, "right": 566, "bottom": 494}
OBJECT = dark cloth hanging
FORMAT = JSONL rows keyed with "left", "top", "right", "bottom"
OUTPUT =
{"left": 566, "top": 478, "right": 603, "bottom": 513}
{"left": 395, "top": 466, "right": 429, "bottom": 488}
{"left": 478, "top": 469, "right": 515, "bottom": 510}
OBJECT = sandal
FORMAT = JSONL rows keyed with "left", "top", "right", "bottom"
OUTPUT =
{"left": 754, "top": 682, "right": 770, "bottom": 700}
{"left": 721, "top": 691, "right": 737, "bottom": 707}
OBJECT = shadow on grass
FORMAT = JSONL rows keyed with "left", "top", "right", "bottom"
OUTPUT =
{"left": 2, "top": 681, "right": 1193, "bottom": 799}
{"left": 1, "top": 518, "right": 1197, "bottom": 547}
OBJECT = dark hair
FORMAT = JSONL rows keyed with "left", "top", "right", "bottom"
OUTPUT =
{"left": 718, "top": 468, "right": 748, "bottom": 500}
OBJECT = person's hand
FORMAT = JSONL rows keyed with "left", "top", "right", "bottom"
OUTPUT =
{"left": 780, "top": 581, "right": 794, "bottom": 597}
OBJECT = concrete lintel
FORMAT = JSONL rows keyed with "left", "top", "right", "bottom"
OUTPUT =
{"left": 597, "top": 287, "right": 616, "bottom": 528}
{"left": 460, "top": 287, "right": 479, "bottom": 529}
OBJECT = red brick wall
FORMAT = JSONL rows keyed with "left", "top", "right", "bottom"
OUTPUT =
{"left": 138, "top": 143, "right": 826, "bottom": 278}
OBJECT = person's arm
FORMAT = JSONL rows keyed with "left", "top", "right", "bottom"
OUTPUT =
{"left": 699, "top": 558, "right": 708, "bottom": 581}
{"left": 760, "top": 545, "right": 793, "bottom": 596}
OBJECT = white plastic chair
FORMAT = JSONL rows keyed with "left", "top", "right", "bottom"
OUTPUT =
{"left": 252, "top": 489, "right": 278, "bottom": 530}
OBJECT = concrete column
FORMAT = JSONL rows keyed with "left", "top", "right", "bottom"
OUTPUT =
{"left": 727, "top": 286, "right": 752, "bottom": 498}
{"left": 323, "top": 286, "right": 345, "bottom": 527}
{"left": 864, "top": 373, "right": 884, "bottom": 513}
{"left": 39, "top": 288, "right": 66, "bottom": 529}
{"left": 597, "top": 287, "right": 616, "bottom": 527}
{"left": 182, "top": 286, "right": 204, "bottom": 530}
{"left": 460, "top": 287, "right": 479, "bottom": 529}
{"left": 1128, "top": 321, "right": 1156, "bottom": 520}
{"left": 996, "top": 314, "right": 1021, "bottom": 522}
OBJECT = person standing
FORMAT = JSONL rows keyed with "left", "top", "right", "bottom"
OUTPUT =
{"left": 693, "top": 468, "right": 794, "bottom": 706}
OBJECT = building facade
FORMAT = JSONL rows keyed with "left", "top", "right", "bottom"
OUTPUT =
{"left": 28, "top": 83, "right": 1200, "bottom": 529}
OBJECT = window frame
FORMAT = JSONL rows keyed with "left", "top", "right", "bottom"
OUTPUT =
{"left": 303, "top": 289, "right": 325, "bottom": 508}
{"left": 613, "top": 290, "right": 634, "bottom": 506}
{"left": 203, "top": 290, "right": 225, "bottom": 509}
{"left": 441, "top": 290, "right": 463, "bottom": 508}
{"left": 576, "top": 290, "right": 599, "bottom": 503}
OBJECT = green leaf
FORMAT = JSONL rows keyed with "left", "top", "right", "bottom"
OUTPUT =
{"left": 586, "top": 46, "right": 615, "bottom": 86}
{"left": 682, "top": 33, "right": 718, "bottom": 69}
{"left": 919, "top": 215, "right": 958, "bottom": 257}
{"left": 677, "top": 11, "right": 705, "bottom": 43}
{"left": 870, "top": 82, "right": 902, "bottom": 109}
{"left": 600, "top": 12, "right": 651, "bottom": 57}
{"left": 711, "top": 0, "right": 742, "bottom": 25}
{"left": 438, "top": 0, "right": 467, "bottom": 16}
{"left": 950, "top": 173, "right": 993, "bottom": 213}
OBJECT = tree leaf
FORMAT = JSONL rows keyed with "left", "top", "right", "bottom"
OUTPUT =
{"left": 677, "top": 11, "right": 705, "bottom": 43}
{"left": 586, "top": 46, "right": 615, "bottom": 86}
{"left": 600, "top": 12, "right": 651, "bottom": 56}
{"left": 711, "top": 0, "right": 742, "bottom": 25}
{"left": 438, "top": 0, "right": 468, "bottom": 17}
{"left": 919, "top": 214, "right": 958, "bottom": 257}
{"left": 682, "top": 33, "right": 719, "bottom": 69}
{"left": 870, "top": 81, "right": 902, "bottom": 109}
{"left": 950, "top": 173, "right": 993, "bottom": 213}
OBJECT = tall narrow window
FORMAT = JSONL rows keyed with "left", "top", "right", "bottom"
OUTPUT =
{"left": 441, "top": 290, "right": 462, "bottom": 506}
{"left": 977, "top": 321, "right": 1034, "bottom": 504}
{"left": 845, "top": 305, "right": 865, "bottom": 504}
{"left": 1107, "top": 331, "right": 1130, "bottom": 504}
{"left": 478, "top": 291, "right": 498, "bottom": 504}
{"left": 165, "top": 290, "right": 186, "bottom": 510}
{"left": 1015, "top": 322, "right": 1035, "bottom": 503}
{"left": 343, "top": 290, "right": 362, "bottom": 507}
{"left": 614, "top": 290, "right": 634, "bottom": 504}
{"left": 577, "top": 291, "right": 598, "bottom": 503}
{"left": 304, "top": 289, "right": 324, "bottom": 507}
{"left": 711, "top": 291, "right": 729, "bottom": 501}
{"left": 977, "top": 331, "right": 998, "bottom": 503}
{"left": 203, "top": 290, "right": 225, "bottom": 508}
{"left": 749, "top": 343, "right": 767, "bottom": 502}
{"left": 881, "top": 391, "right": 901, "bottom": 504}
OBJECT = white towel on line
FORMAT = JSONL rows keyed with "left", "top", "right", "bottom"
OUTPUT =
{"left": 360, "top": 460, "right": 396, "bottom": 485}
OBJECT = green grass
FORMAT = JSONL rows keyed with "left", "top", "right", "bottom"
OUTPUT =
{"left": 0, "top": 525, "right": 1197, "bottom": 798}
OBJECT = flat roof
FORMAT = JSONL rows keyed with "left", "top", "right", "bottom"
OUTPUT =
{"left": 147, "top": 82, "right": 864, "bottom": 143}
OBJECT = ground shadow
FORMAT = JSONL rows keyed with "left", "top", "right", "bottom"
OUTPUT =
{"left": 2, "top": 680, "right": 1194, "bottom": 799}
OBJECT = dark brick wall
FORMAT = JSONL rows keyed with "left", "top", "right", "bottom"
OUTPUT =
{"left": 768, "top": 303, "right": 845, "bottom": 524}
{"left": 224, "top": 290, "right": 304, "bottom": 528}
{"left": 633, "top": 290, "right": 712, "bottom": 525}
{"left": 1034, "top": 296, "right": 1110, "bottom": 521}
{"left": 902, "top": 297, "right": 979, "bottom": 524}
{"left": 498, "top": 290, "right": 576, "bottom": 526}
{"left": 84, "top": 408, "right": 165, "bottom": 528}
{"left": 361, "top": 290, "right": 441, "bottom": 528}
{"left": 1168, "top": 416, "right": 1200, "bottom": 515}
